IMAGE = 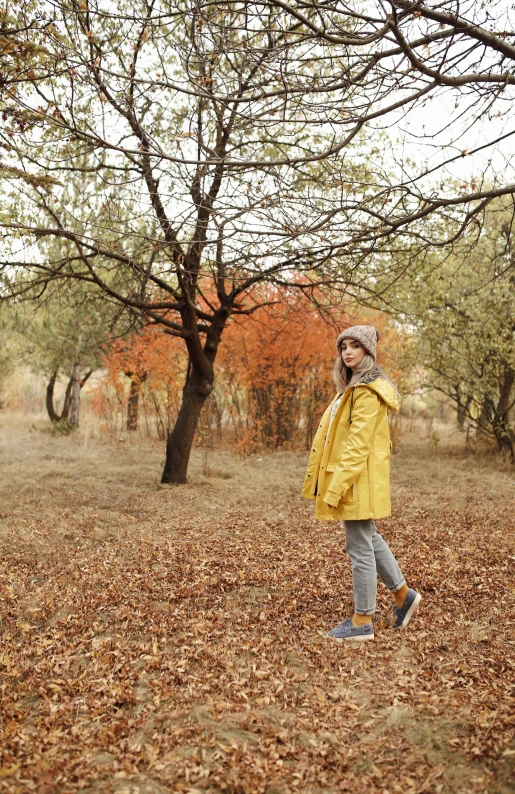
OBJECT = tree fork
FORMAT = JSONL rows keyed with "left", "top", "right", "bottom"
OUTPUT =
{"left": 46, "top": 370, "right": 74, "bottom": 424}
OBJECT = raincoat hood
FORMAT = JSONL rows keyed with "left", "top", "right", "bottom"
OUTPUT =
{"left": 362, "top": 376, "right": 399, "bottom": 412}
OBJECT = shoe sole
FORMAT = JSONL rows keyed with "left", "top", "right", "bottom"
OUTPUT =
{"left": 399, "top": 592, "right": 422, "bottom": 628}
{"left": 329, "top": 634, "right": 374, "bottom": 642}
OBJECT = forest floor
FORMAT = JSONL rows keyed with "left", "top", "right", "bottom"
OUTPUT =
{"left": 1, "top": 415, "right": 515, "bottom": 794}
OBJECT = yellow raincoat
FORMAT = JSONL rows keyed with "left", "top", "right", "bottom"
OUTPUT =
{"left": 301, "top": 377, "right": 399, "bottom": 521}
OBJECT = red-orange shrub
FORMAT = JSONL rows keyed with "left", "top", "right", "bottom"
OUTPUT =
{"left": 92, "top": 290, "right": 406, "bottom": 449}
{"left": 91, "top": 327, "right": 187, "bottom": 438}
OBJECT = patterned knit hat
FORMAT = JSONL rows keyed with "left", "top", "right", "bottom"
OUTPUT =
{"left": 336, "top": 325, "right": 380, "bottom": 361}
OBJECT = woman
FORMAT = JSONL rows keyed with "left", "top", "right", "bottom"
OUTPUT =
{"left": 301, "top": 325, "right": 421, "bottom": 641}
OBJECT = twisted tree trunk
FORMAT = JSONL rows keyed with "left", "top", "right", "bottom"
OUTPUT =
{"left": 46, "top": 367, "right": 92, "bottom": 426}
{"left": 46, "top": 370, "right": 73, "bottom": 423}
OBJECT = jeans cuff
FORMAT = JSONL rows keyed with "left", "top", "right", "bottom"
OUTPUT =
{"left": 387, "top": 578, "right": 406, "bottom": 593}
{"left": 355, "top": 607, "right": 376, "bottom": 615}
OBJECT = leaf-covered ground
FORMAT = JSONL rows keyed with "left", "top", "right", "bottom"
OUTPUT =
{"left": 1, "top": 418, "right": 514, "bottom": 794}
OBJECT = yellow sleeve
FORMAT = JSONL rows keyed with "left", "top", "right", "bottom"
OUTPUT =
{"left": 323, "top": 387, "right": 379, "bottom": 506}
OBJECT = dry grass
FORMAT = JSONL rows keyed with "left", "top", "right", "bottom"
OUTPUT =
{"left": 1, "top": 414, "right": 515, "bottom": 794}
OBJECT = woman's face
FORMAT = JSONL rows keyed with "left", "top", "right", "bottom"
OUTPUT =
{"left": 340, "top": 339, "right": 367, "bottom": 369}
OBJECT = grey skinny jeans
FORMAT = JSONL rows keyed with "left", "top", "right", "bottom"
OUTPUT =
{"left": 344, "top": 519, "right": 405, "bottom": 615}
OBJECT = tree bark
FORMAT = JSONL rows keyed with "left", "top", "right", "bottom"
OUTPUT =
{"left": 61, "top": 378, "right": 73, "bottom": 420}
{"left": 492, "top": 365, "right": 515, "bottom": 460}
{"left": 46, "top": 370, "right": 60, "bottom": 423}
{"left": 161, "top": 372, "right": 213, "bottom": 484}
{"left": 454, "top": 385, "right": 472, "bottom": 429}
{"left": 69, "top": 360, "right": 82, "bottom": 428}
{"left": 126, "top": 375, "right": 142, "bottom": 431}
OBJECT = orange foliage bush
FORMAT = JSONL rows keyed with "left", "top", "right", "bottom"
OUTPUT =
{"left": 215, "top": 296, "right": 338, "bottom": 453}
{"left": 90, "top": 327, "right": 187, "bottom": 439}
{"left": 92, "top": 290, "right": 406, "bottom": 450}
{"left": 216, "top": 292, "right": 404, "bottom": 453}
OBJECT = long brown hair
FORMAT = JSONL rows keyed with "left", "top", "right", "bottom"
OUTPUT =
{"left": 333, "top": 353, "right": 380, "bottom": 392}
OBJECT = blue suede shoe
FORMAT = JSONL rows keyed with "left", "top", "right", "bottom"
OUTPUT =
{"left": 327, "top": 618, "right": 374, "bottom": 642}
{"left": 393, "top": 589, "right": 422, "bottom": 628}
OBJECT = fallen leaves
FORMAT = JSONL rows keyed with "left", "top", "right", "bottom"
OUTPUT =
{"left": 0, "top": 428, "right": 514, "bottom": 793}
{"left": 0, "top": 652, "right": 11, "bottom": 671}
{"left": 0, "top": 765, "right": 20, "bottom": 780}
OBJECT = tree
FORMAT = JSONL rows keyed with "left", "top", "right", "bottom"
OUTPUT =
{"left": 10, "top": 283, "right": 133, "bottom": 428}
{"left": 1, "top": 0, "right": 515, "bottom": 481}
{"left": 0, "top": 308, "right": 14, "bottom": 410}
{"left": 393, "top": 199, "right": 515, "bottom": 458}
{"left": 0, "top": 0, "right": 61, "bottom": 190}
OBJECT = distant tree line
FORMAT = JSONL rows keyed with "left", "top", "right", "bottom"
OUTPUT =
{"left": 1, "top": 0, "right": 514, "bottom": 473}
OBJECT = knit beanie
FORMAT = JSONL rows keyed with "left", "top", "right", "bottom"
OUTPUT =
{"left": 336, "top": 325, "right": 380, "bottom": 361}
